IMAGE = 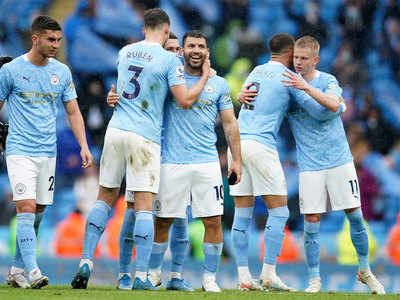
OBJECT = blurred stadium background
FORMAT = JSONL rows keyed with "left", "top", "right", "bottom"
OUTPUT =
{"left": 0, "top": 0, "right": 400, "bottom": 292}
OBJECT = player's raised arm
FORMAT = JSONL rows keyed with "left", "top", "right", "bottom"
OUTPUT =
{"left": 64, "top": 99, "right": 93, "bottom": 168}
{"left": 170, "top": 54, "right": 210, "bottom": 109}
{"left": 282, "top": 69, "right": 341, "bottom": 112}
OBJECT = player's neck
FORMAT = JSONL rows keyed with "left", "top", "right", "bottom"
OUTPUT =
{"left": 304, "top": 69, "right": 317, "bottom": 82}
{"left": 184, "top": 64, "right": 201, "bottom": 76}
{"left": 27, "top": 49, "right": 49, "bottom": 66}
{"left": 144, "top": 32, "right": 165, "bottom": 46}
{"left": 270, "top": 56, "right": 289, "bottom": 67}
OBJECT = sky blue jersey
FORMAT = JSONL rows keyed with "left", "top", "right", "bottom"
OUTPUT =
{"left": 109, "top": 41, "right": 186, "bottom": 144}
{"left": 237, "top": 61, "right": 293, "bottom": 150}
{"left": 161, "top": 73, "right": 233, "bottom": 163}
{"left": 0, "top": 54, "right": 77, "bottom": 157}
{"left": 287, "top": 70, "right": 353, "bottom": 171}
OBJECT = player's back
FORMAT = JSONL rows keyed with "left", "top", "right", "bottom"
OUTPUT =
{"left": 287, "top": 71, "right": 353, "bottom": 171}
{"left": 109, "top": 41, "right": 184, "bottom": 144}
{"left": 238, "top": 61, "right": 291, "bottom": 150}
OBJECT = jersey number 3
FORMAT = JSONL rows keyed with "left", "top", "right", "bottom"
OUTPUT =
{"left": 122, "top": 65, "right": 144, "bottom": 100}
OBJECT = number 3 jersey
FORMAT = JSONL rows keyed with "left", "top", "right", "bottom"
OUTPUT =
{"left": 109, "top": 41, "right": 185, "bottom": 144}
{"left": 0, "top": 54, "right": 77, "bottom": 157}
{"left": 161, "top": 73, "right": 232, "bottom": 164}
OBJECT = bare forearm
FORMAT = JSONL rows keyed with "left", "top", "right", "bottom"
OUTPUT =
{"left": 67, "top": 112, "right": 89, "bottom": 149}
{"left": 186, "top": 74, "right": 208, "bottom": 105}
{"left": 304, "top": 85, "right": 340, "bottom": 112}
{"left": 224, "top": 121, "right": 241, "bottom": 163}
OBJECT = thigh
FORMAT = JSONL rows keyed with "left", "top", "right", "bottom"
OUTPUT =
{"left": 6, "top": 155, "right": 39, "bottom": 201}
{"left": 155, "top": 164, "right": 191, "bottom": 218}
{"left": 191, "top": 162, "right": 224, "bottom": 218}
{"left": 228, "top": 140, "right": 253, "bottom": 196}
{"left": 36, "top": 157, "right": 56, "bottom": 205}
{"left": 125, "top": 133, "right": 161, "bottom": 194}
{"left": 245, "top": 141, "right": 286, "bottom": 196}
{"left": 99, "top": 127, "right": 127, "bottom": 188}
{"left": 327, "top": 161, "right": 361, "bottom": 211}
{"left": 299, "top": 169, "right": 328, "bottom": 214}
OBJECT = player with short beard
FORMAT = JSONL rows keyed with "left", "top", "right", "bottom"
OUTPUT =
{"left": 1, "top": 15, "right": 93, "bottom": 289}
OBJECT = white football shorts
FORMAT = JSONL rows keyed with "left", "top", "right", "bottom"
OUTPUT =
{"left": 299, "top": 161, "right": 361, "bottom": 214}
{"left": 228, "top": 139, "right": 287, "bottom": 196}
{"left": 154, "top": 162, "right": 224, "bottom": 218}
{"left": 99, "top": 127, "right": 160, "bottom": 193}
{"left": 7, "top": 155, "right": 56, "bottom": 204}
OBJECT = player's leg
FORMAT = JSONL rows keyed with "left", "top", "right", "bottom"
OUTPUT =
{"left": 299, "top": 169, "right": 327, "bottom": 293}
{"left": 328, "top": 162, "right": 385, "bottom": 294}
{"left": 132, "top": 191, "right": 156, "bottom": 290}
{"left": 118, "top": 191, "right": 135, "bottom": 290}
{"left": 168, "top": 217, "right": 190, "bottom": 287}
{"left": 72, "top": 128, "right": 124, "bottom": 289}
{"left": 150, "top": 163, "right": 192, "bottom": 290}
{"left": 228, "top": 141, "right": 260, "bottom": 290}
{"left": 148, "top": 216, "right": 174, "bottom": 287}
{"left": 191, "top": 161, "right": 224, "bottom": 292}
{"left": 260, "top": 195, "right": 294, "bottom": 291}
{"left": 7, "top": 155, "right": 48, "bottom": 289}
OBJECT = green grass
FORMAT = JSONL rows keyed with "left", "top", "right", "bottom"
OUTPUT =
{"left": 0, "top": 285, "right": 398, "bottom": 300}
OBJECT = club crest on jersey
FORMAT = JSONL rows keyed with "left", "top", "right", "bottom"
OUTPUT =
{"left": 204, "top": 85, "right": 214, "bottom": 93}
{"left": 15, "top": 183, "right": 26, "bottom": 195}
{"left": 51, "top": 75, "right": 59, "bottom": 85}
{"left": 126, "top": 190, "right": 134, "bottom": 202}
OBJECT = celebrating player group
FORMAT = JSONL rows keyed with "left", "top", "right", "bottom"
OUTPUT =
{"left": 0, "top": 7, "right": 385, "bottom": 295}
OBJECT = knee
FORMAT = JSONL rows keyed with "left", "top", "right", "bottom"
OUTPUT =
{"left": 269, "top": 205, "right": 289, "bottom": 218}
{"left": 305, "top": 214, "right": 321, "bottom": 223}
{"left": 202, "top": 216, "right": 222, "bottom": 232}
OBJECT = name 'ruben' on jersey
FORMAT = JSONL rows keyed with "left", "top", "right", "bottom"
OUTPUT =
{"left": 0, "top": 55, "right": 77, "bottom": 157}
{"left": 287, "top": 71, "right": 353, "bottom": 171}
{"left": 109, "top": 41, "right": 185, "bottom": 144}
{"left": 238, "top": 61, "right": 292, "bottom": 150}
{"left": 162, "top": 74, "right": 232, "bottom": 163}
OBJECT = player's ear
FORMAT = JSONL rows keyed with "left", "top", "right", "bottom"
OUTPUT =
{"left": 32, "top": 33, "right": 39, "bottom": 46}
{"left": 141, "top": 27, "right": 145, "bottom": 36}
{"left": 314, "top": 55, "right": 320, "bottom": 67}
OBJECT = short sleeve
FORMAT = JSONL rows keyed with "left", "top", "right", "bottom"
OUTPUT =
{"left": 324, "top": 75, "right": 342, "bottom": 97}
{"left": 62, "top": 67, "right": 77, "bottom": 102}
{"left": 0, "top": 66, "right": 13, "bottom": 102}
{"left": 168, "top": 55, "right": 185, "bottom": 87}
{"left": 218, "top": 79, "right": 233, "bottom": 111}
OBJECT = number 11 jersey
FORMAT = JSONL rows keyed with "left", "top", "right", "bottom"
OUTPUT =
{"left": 109, "top": 41, "right": 185, "bottom": 144}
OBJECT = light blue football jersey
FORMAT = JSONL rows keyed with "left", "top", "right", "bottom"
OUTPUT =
{"left": 287, "top": 71, "right": 353, "bottom": 171}
{"left": 161, "top": 73, "right": 232, "bottom": 163}
{"left": 109, "top": 41, "right": 185, "bottom": 144}
{"left": 237, "top": 61, "right": 292, "bottom": 150}
{"left": 0, "top": 55, "right": 77, "bottom": 157}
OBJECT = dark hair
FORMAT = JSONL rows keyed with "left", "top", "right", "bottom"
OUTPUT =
{"left": 144, "top": 8, "right": 170, "bottom": 29}
{"left": 269, "top": 33, "right": 294, "bottom": 55}
{"left": 0, "top": 56, "right": 13, "bottom": 68}
{"left": 169, "top": 32, "right": 178, "bottom": 40}
{"left": 31, "top": 15, "right": 62, "bottom": 34}
{"left": 182, "top": 30, "right": 207, "bottom": 47}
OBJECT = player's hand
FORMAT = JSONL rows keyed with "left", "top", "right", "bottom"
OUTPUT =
{"left": 209, "top": 67, "right": 217, "bottom": 78}
{"left": 237, "top": 83, "right": 258, "bottom": 105}
{"left": 228, "top": 159, "right": 242, "bottom": 185}
{"left": 80, "top": 145, "right": 93, "bottom": 168}
{"left": 281, "top": 69, "right": 309, "bottom": 90}
{"left": 202, "top": 53, "right": 211, "bottom": 78}
{"left": 107, "top": 84, "right": 119, "bottom": 108}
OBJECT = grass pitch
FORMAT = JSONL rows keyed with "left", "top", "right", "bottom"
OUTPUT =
{"left": 0, "top": 285, "right": 398, "bottom": 300}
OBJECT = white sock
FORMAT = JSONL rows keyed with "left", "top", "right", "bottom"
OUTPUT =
{"left": 135, "top": 271, "right": 147, "bottom": 281}
{"left": 261, "top": 263, "right": 276, "bottom": 278}
{"left": 238, "top": 266, "right": 251, "bottom": 282}
{"left": 170, "top": 272, "right": 181, "bottom": 279}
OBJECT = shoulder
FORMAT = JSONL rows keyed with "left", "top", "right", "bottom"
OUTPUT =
{"left": 212, "top": 75, "right": 229, "bottom": 89}
{"left": 49, "top": 58, "right": 71, "bottom": 74}
{"left": 319, "top": 71, "right": 338, "bottom": 83}
{"left": 2, "top": 55, "right": 24, "bottom": 72}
